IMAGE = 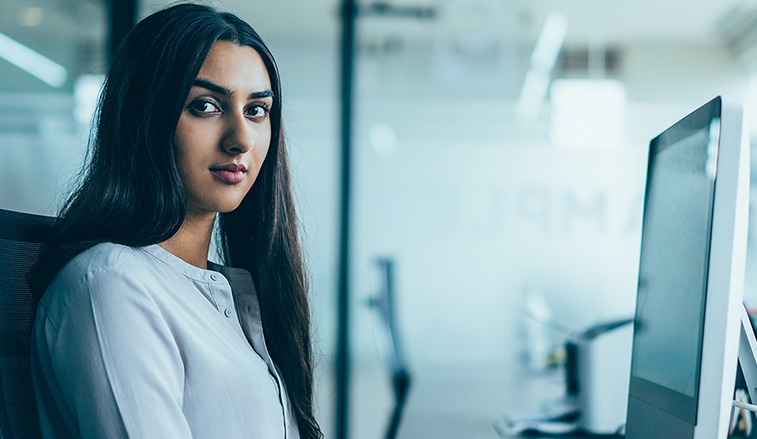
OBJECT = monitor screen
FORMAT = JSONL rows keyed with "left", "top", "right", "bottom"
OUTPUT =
{"left": 631, "top": 114, "right": 719, "bottom": 422}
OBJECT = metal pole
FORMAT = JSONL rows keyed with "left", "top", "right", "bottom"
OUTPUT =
{"left": 108, "top": 0, "right": 138, "bottom": 60}
{"left": 336, "top": 0, "right": 357, "bottom": 438}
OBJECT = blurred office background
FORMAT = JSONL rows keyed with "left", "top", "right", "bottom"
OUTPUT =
{"left": 3, "top": 0, "right": 757, "bottom": 437}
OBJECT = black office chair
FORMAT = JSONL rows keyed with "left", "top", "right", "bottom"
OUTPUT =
{"left": 0, "top": 208, "right": 54, "bottom": 439}
{"left": 368, "top": 258, "right": 412, "bottom": 439}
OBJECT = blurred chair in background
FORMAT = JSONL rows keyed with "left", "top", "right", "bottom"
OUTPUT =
{"left": 368, "top": 258, "right": 412, "bottom": 439}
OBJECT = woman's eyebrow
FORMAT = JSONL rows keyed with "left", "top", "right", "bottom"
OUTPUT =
{"left": 193, "top": 78, "right": 274, "bottom": 100}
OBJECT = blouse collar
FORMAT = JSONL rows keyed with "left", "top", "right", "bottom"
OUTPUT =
{"left": 142, "top": 244, "right": 253, "bottom": 284}
{"left": 142, "top": 244, "right": 220, "bottom": 282}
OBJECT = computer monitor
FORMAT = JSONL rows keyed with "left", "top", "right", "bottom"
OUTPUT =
{"left": 625, "top": 96, "right": 750, "bottom": 439}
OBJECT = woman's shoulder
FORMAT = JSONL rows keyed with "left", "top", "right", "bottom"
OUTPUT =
{"left": 57, "top": 242, "right": 154, "bottom": 280}
{"left": 39, "top": 243, "right": 157, "bottom": 314}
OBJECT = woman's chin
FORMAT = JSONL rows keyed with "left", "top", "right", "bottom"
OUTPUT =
{"left": 185, "top": 197, "right": 246, "bottom": 217}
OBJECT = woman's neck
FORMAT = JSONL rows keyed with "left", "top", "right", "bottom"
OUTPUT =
{"left": 159, "top": 212, "right": 216, "bottom": 269}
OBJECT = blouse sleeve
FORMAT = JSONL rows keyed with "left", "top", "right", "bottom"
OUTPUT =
{"left": 32, "top": 267, "right": 193, "bottom": 439}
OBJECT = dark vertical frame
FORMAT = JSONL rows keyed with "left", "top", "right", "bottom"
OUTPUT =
{"left": 107, "top": 0, "right": 138, "bottom": 60}
{"left": 337, "top": 0, "right": 357, "bottom": 438}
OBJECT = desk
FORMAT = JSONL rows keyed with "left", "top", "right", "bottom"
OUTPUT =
{"left": 380, "top": 364, "right": 619, "bottom": 439}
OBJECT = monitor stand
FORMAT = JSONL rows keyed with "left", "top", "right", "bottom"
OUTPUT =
{"left": 735, "top": 305, "right": 757, "bottom": 411}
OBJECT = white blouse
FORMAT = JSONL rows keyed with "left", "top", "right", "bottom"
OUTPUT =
{"left": 31, "top": 242, "right": 300, "bottom": 439}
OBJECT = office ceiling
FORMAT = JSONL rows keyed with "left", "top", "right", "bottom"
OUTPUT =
{"left": 140, "top": 0, "right": 754, "bottom": 48}
{"left": 1, "top": 0, "right": 105, "bottom": 39}
{"left": 0, "top": 0, "right": 752, "bottom": 47}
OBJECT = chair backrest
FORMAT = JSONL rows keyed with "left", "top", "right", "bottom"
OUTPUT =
{"left": 0, "top": 209, "right": 54, "bottom": 439}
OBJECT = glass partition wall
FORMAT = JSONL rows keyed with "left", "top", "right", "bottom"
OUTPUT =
{"left": 340, "top": 2, "right": 757, "bottom": 438}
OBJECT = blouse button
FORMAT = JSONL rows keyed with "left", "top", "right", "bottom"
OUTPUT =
{"left": 210, "top": 273, "right": 219, "bottom": 281}
{"left": 224, "top": 308, "right": 232, "bottom": 318}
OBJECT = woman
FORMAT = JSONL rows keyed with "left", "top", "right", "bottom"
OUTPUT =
{"left": 29, "top": 4, "right": 321, "bottom": 438}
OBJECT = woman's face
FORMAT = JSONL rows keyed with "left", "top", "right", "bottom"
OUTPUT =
{"left": 174, "top": 40, "right": 273, "bottom": 219}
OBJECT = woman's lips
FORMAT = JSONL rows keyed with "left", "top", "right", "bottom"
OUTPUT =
{"left": 210, "top": 164, "right": 247, "bottom": 184}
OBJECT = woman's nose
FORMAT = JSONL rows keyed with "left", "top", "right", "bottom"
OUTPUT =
{"left": 221, "top": 112, "right": 254, "bottom": 155}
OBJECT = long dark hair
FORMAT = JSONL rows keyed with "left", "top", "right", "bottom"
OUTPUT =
{"left": 31, "top": 4, "right": 321, "bottom": 438}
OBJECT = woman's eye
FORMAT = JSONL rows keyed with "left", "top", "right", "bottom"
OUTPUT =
{"left": 247, "top": 104, "right": 269, "bottom": 119}
{"left": 191, "top": 100, "right": 219, "bottom": 114}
